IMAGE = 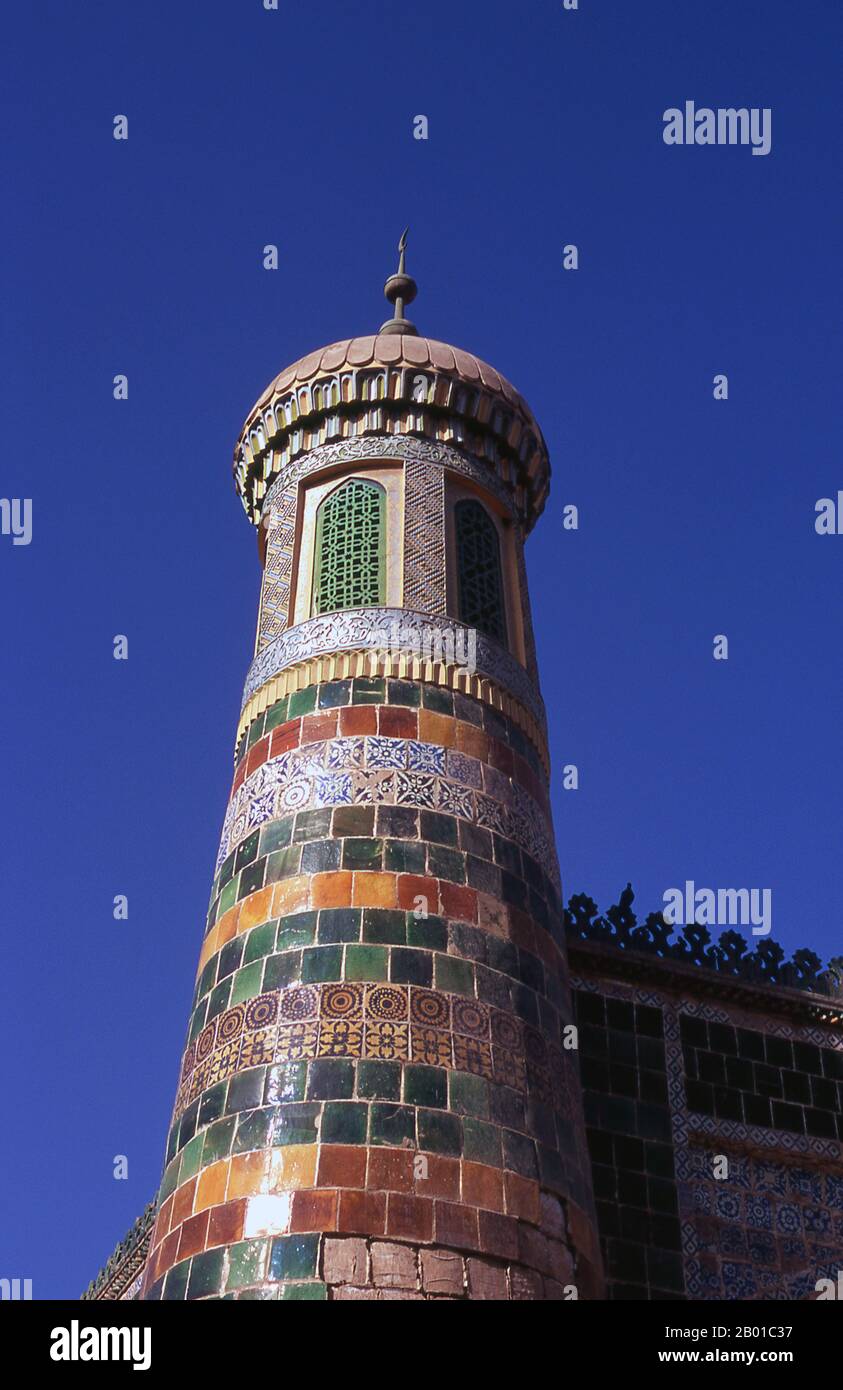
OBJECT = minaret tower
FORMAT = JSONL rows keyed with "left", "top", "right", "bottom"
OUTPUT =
{"left": 141, "top": 239, "right": 602, "bottom": 1301}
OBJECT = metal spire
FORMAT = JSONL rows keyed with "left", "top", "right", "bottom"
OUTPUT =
{"left": 380, "top": 227, "right": 418, "bottom": 335}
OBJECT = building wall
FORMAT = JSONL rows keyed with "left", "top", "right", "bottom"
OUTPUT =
{"left": 572, "top": 955, "right": 843, "bottom": 1300}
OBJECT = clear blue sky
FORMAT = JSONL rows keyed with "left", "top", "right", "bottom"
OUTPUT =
{"left": 2, "top": 0, "right": 841, "bottom": 1298}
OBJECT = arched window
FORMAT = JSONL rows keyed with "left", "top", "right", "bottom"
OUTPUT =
{"left": 455, "top": 499, "right": 507, "bottom": 643}
{"left": 312, "top": 478, "right": 385, "bottom": 615}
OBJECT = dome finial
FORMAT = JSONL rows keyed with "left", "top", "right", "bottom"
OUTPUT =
{"left": 380, "top": 227, "right": 418, "bottom": 336}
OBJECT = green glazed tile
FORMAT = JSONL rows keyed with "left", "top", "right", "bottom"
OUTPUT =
{"left": 407, "top": 914, "right": 448, "bottom": 950}
{"left": 418, "top": 1108, "right": 463, "bottom": 1156}
{"left": 226, "top": 1239, "right": 269, "bottom": 1291}
{"left": 357, "top": 1060, "right": 401, "bottom": 1101}
{"left": 448, "top": 1072, "right": 490, "bottom": 1119}
{"left": 247, "top": 716, "right": 266, "bottom": 748}
{"left": 179, "top": 1134, "right": 205, "bottom": 1181}
{"left": 187, "top": 1248, "right": 225, "bottom": 1299}
{"left": 263, "top": 697, "right": 290, "bottom": 732}
{"left": 203, "top": 1116, "right": 237, "bottom": 1164}
{"left": 276, "top": 911, "right": 318, "bottom": 950}
{"left": 243, "top": 921, "right": 278, "bottom": 964}
{"left": 279, "top": 1281, "right": 328, "bottom": 1300}
{"left": 218, "top": 877, "right": 238, "bottom": 917}
{"left": 341, "top": 837, "right": 383, "bottom": 871}
{"left": 272, "top": 1103, "right": 321, "bottom": 1146}
{"left": 434, "top": 954, "right": 475, "bottom": 995}
{"left": 462, "top": 1117, "right": 502, "bottom": 1167}
{"left": 269, "top": 1233, "right": 320, "bottom": 1281}
{"left": 259, "top": 817, "right": 294, "bottom": 855}
{"left": 206, "top": 978, "right": 233, "bottom": 1020}
{"left": 362, "top": 909, "right": 406, "bottom": 945}
{"left": 288, "top": 686, "right": 318, "bottom": 718}
{"left": 404, "top": 1065, "right": 447, "bottom": 1109}
{"left": 161, "top": 1259, "right": 190, "bottom": 1301}
{"left": 230, "top": 960, "right": 264, "bottom": 1005}
{"left": 321, "top": 1101, "right": 368, "bottom": 1144}
{"left": 369, "top": 1103, "right": 416, "bottom": 1147}
{"left": 344, "top": 945, "right": 389, "bottom": 981}
{"left": 301, "top": 946, "right": 343, "bottom": 983}
{"left": 263, "top": 951, "right": 303, "bottom": 991}
{"left": 233, "top": 1108, "right": 273, "bottom": 1154}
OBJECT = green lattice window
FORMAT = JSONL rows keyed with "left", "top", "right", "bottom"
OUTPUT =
{"left": 312, "top": 478, "right": 386, "bottom": 615}
{"left": 455, "top": 499, "right": 508, "bottom": 644}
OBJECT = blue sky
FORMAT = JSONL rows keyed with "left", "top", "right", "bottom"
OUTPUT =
{"left": 2, "top": 0, "right": 841, "bottom": 1297}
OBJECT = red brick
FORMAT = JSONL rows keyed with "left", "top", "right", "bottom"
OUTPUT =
{"left": 509, "top": 1265, "right": 544, "bottom": 1300}
{"left": 367, "top": 1147, "right": 414, "bottom": 1193}
{"left": 438, "top": 881, "right": 477, "bottom": 923}
{"left": 269, "top": 719, "right": 301, "bottom": 756}
{"left": 207, "top": 1198, "right": 246, "bottom": 1249}
{"left": 433, "top": 1201, "right": 480, "bottom": 1251}
{"left": 231, "top": 759, "right": 247, "bottom": 795}
{"left": 420, "top": 1247, "right": 465, "bottom": 1297}
{"left": 176, "top": 1209, "right": 210, "bottom": 1261}
{"left": 290, "top": 1188, "right": 338, "bottom": 1233}
{"left": 156, "top": 1229, "right": 180, "bottom": 1280}
{"left": 317, "top": 1145, "right": 367, "bottom": 1189}
{"left": 466, "top": 1256, "right": 508, "bottom": 1300}
{"left": 378, "top": 706, "right": 418, "bottom": 738}
{"left": 323, "top": 1236, "right": 368, "bottom": 1286}
{"left": 340, "top": 705, "right": 377, "bottom": 735}
{"left": 386, "top": 1193, "right": 434, "bottom": 1242}
{"left": 337, "top": 1188, "right": 387, "bottom": 1235}
{"left": 477, "top": 1210, "right": 520, "bottom": 1261}
{"left": 371, "top": 1240, "right": 418, "bottom": 1289}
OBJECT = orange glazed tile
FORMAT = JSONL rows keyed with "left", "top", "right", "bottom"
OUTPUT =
{"left": 155, "top": 1192, "right": 174, "bottom": 1241}
{"left": 176, "top": 1209, "right": 210, "bottom": 1261}
{"left": 418, "top": 710, "right": 456, "bottom": 747}
{"left": 301, "top": 711, "right": 339, "bottom": 743}
{"left": 207, "top": 1198, "right": 247, "bottom": 1248}
{"left": 269, "top": 720, "right": 301, "bottom": 756}
{"left": 455, "top": 723, "right": 489, "bottom": 760}
{"left": 462, "top": 1161, "right": 505, "bottom": 1212}
{"left": 268, "top": 1144, "right": 317, "bottom": 1192}
{"left": 195, "top": 1159, "right": 230, "bottom": 1212}
{"left": 228, "top": 1150, "right": 270, "bottom": 1200}
{"left": 367, "top": 1147, "right": 414, "bottom": 1193}
{"left": 170, "top": 1177, "right": 197, "bottom": 1228}
{"left": 237, "top": 886, "right": 274, "bottom": 934}
{"left": 504, "top": 1172, "right": 540, "bottom": 1224}
{"left": 290, "top": 1188, "right": 339, "bottom": 1233}
{"left": 417, "top": 1154, "right": 461, "bottom": 1201}
{"left": 311, "top": 871, "right": 353, "bottom": 909}
{"left": 272, "top": 875, "right": 310, "bottom": 916}
{"left": 340, "top": 704, "right": 377, "bottom": 735}
{"left": 397, "top": 874, "right": 440, "bottom": 914}
{"left": 317, "top": 1144, "right": 367, "bottom": 1189}
{"left": 352, "top": 872, "right": 398, "bottom": 908}
{"left": 439, "top": 881, "right": 477, "bottom": 923}
{"left": 336, "top": 1188, "right": 386, "bottom": 1235}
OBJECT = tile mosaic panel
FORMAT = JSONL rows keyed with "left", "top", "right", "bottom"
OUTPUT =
{"left": 216, "top": 735, "right": 559, "bottom": 889}
{"left": 173, "top": 983, "right": 564, "bottom": 1122}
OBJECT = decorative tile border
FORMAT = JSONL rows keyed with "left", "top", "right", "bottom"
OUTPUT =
{"left": 173, "top": 982, "right": 565, "bottom": 1121}
{"left": 216, "top": 735, "right": 560, "bottom": 889}
{"left": 241, "top": 607, "right": 546, "bottom": 732}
